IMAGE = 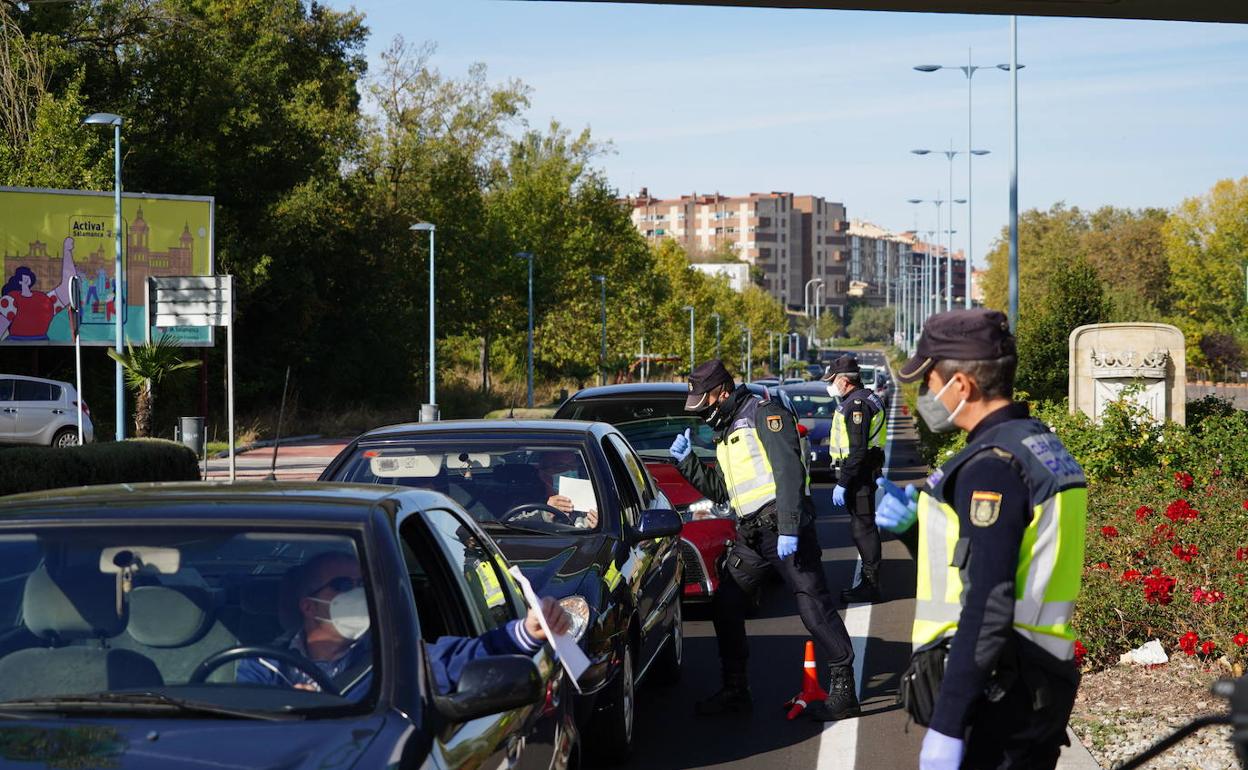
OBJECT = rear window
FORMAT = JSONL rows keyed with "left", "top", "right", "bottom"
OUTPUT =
{"left": 13, "top": 381, "right": 58, "bottom": 402}
{"left": 558, "top": 398, "right": 717, "bottom": 461}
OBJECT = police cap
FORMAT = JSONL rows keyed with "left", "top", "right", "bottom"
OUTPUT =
{"left": 896, "top": 308, "right": 1016, "bottom": 384}
{"left": 684, "top": 359, "right": 735, "bottom": 410}
{"left": 820, "top": 355, "right": 860, "bottom": 381}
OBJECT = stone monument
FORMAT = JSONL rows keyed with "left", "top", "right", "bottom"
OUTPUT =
{"left": 1069, "top": 323, "right": 1186, "bottom": 425}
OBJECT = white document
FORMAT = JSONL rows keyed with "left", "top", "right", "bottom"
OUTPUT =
{"left": 509, "top": 566, "right": 591, "bottom": 691}
{"left": 557, "top": 476, "right": 597, "bottom": 513}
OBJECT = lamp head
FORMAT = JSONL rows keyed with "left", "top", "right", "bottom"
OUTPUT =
{"left": 971, "top": 150, "right": 991, "bottom": 156}
{"left": 996, "top": 63, "right": 1026, "bottom": 71}
{"left": 914, "top": 65, "right": 942, "bottom": 73}
{"left": 910, "top": 149, "right": 931, "bottom": 156}
{"left": 83, "top": 113, "right": 123, "bottom": 127}
{"left": 907, "top": 198, "right": 923, "bottom": 204}
{"left": 410, "top": 222, "right": 435, "bottom": 232}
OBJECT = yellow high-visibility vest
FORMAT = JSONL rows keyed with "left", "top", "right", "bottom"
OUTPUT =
{"left": 715, "top": 398, "right": 778, "bottom": 517}
{"left": 912, "top": 419, "right": 1087, "bottom": 662}
{"left": 829, "top": 396, "right": 885, "bottom": 460}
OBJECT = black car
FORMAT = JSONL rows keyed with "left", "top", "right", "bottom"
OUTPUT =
{"left": 320, "top": 420, "right": 684, "bottom": 760}
{"left": 0, "top": 483, "right": 577, "bottom": 770}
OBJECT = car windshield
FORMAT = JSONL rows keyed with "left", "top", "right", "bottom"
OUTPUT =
{"left": 0, "top": 526, "right": 376, "bottom": 716}
{"left": 860, "top": 366, "right": 877, "bottom": 386}
{"left": 333, "top": 443, "right": 604, "bottom": 533}
{"left": 557, "top": 398, "right": 718, "bottom": 461}
{"left": 785, "top": 392, "right": 839, "bottom": 418}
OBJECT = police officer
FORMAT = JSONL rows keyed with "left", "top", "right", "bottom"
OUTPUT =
{"left": 823, "top": 355, "right": 886, "bottom": 603}
{"left": 668, "top": 359, "right": 859, "bottom": 721}
{"left": 876, "top": 309, "right": 1085, "bottom": 770}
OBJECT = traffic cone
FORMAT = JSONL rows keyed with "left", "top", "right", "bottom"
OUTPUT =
{"left": 784, "top": 640, "right": 827, "bottom": 720}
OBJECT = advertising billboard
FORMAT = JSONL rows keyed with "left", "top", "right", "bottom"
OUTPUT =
{"left": 0, "top": 187, "right": 214, "bottom": 346}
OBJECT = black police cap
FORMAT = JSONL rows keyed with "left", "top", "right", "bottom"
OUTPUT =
{"left": 820, "top": 355, "right": 860, "bottom": 381}
{"left": 684, "top": 359, "right": 735, "bottom": 410}
{"left": 896, "top": 308, "right": 1016, "bottom": 384}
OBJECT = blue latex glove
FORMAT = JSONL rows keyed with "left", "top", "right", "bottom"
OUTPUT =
{"left": 832, "top": 484, "right": 847, "bottom": 507}
{"left": 875, "top": 477, "right": 919, "bottom": 533}
{"left": 777, "top": 534, "right": 799, "bottom": 560}
{"left": 919, "top": 729, "right": 964, "bottom": 770}
{"left": 669, "top": 428, "right": 692, "bottom": 462}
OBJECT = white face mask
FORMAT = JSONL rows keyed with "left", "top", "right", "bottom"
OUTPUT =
{"left": 310, "top": 586, "right": 371, "bottom": 640}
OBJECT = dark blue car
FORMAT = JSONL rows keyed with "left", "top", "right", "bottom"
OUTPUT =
{"left": 0, "top": 483, "right": 578, "bottom": 770}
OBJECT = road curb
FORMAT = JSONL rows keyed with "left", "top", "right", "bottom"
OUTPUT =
{"left": 1059, "top": 726, "right": 1103, "bottom": 769}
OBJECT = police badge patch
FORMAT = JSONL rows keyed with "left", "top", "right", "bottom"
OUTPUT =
{"left": 766, "top": 415, "right": 783, "bottom": 432}
{"left": 970, "top": 491, "right": 1002, "bottom": 527}
{"left": 852, "top": 411, "right": 863, "bottom": 425}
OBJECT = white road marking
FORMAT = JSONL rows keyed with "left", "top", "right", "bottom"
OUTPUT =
{"left": 816, "top": 355, "right": 901, "bottom": 770}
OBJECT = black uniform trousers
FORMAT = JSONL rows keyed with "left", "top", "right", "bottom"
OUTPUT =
{"left": 962, "top": 665, "right": 1079, "bottom": 770}
{"left": 842, "top": 449, "right": 884, "bottom": 577}
{"left": 712, "top": 517, "right": 854, "bottom": 671}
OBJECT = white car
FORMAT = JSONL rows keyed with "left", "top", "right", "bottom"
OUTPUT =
{"left": 0, "top": 374, "right": 94, "bottom": 447}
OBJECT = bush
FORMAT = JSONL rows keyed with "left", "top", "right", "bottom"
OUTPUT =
{"left": 0, "top": 439, "right": 201, "bottom": 497}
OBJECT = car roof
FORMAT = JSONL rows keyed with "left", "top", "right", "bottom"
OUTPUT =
{"left": 779, "top": 382, "right": 836, "bottom": 394}
{"left": 356, "top": 418, "right": 608, "bottom": 441}
{"left": 565, "top": 383, "right": 688, "bottom": 399}
{"left": 0, "top": 481, "right": 444, "bottom": 520}
{"left": 0, "top": 373, "right": 72, "bottom": 387}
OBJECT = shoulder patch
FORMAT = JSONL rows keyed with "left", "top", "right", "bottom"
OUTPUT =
{"left": 766, "top": 414, "right": 783, "bottom": 433}
{"left": 969, "top": 491, "right": 1002, "bottom": 527}
{"left": 852, "top": 411, "right": 863, "bottom": 425}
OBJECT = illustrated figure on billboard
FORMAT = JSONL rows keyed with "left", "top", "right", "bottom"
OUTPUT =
{"left": 0, "top": 237, "right": 78, "bottom": 342}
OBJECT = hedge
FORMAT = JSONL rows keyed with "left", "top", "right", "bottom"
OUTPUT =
{"left": 0, "top": 439, "right": 202, "bottom": 497}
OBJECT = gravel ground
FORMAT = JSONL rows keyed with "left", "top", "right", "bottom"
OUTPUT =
{"left": 1070, "top": 656, "right": 1241, "bottom": 769}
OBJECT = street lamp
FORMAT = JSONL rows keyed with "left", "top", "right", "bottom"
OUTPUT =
{"left": 911, "top": 147, "right": 988, "bottom": 311}
{"left": 682, "top": 306, "right": 695, "bottom": 373}
{"left": 804, "top": 278, "right": 823, "bottom": 344}
{"left": 710, "top": 311, "right": 721, "bottom": 359}
{"left": 592, "top": 275, "right": 607, "bottom": 386}
{"left": 738, "top": 323, "right": 752, "bottom": 380}
{"left": 917, "top": 53, "right": 1024, "bottom": 312}
{"left": 83, "top": 112, "right": 124, "bottom": 441}
{"left": 515, "top": 252, "right": 535, "bottom": 408}
{"left": 410, "top": 222, "right": 437, "bottom": 420}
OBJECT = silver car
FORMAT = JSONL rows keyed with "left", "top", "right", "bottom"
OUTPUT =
{"left": 0, "top": 375, "right": 94, "bottom": 447}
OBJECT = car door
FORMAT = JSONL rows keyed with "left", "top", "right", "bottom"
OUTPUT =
{"left": 603, "top": 434, "right": 680, "bottom": 672}
{"left": 0, "top": 379, "right": 15, "bottom": 443}
{"left": 12, "top": 380, "right": 60, "bottom": 443}
{"left": 405, "top": 506, "right": 562, "bottom": 770}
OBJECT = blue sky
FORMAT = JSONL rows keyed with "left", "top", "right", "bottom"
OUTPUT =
{"left": 325, "top": 1, "right": 1248, "bottom": 270}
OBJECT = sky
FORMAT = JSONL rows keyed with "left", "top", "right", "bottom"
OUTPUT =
{"left": 324, "top": 0, "right": 1248, "bottom": 270}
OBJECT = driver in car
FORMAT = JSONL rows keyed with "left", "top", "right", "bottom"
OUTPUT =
{"left": 237, "top": 551, "right": 572, "bottom": 697}
{"left": 536, "top": 450, "right": 599, "bottom": 529}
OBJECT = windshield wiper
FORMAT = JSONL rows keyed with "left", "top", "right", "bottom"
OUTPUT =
{"left": 0, "top": 691, "right": 295, "bottom": 721}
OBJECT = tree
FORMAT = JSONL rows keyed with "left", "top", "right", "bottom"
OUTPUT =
{"left": 1015, "top": 255, "right": 1110, "bottom": 402}
{"left": 107, "top": 335, "right": 201, "bottom": 438}
{"left": 846, "top": 306, "right": 894, "bottom": 342}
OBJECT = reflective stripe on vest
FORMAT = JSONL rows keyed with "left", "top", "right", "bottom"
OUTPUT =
{"left": 910, "top": 420, "right": 1086, "bottom": 662}
{"left": 829, "top": 407, "right": 885, "bottom": 459}
{"left": 715, "top": 427, "right": 777, "bottom": 517}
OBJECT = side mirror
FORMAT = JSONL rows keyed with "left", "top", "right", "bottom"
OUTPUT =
{"left": 633, "top": 508, "right": 683, "bottom": 542}
{"left": 433, "top": 654, "right": 543, "bottom": 722}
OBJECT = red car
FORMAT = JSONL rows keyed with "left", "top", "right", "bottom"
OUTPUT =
{"left": 555, "top": 382, "right": 795, "bottom": 601}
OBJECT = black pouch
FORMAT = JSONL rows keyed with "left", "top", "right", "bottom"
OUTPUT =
{"left": 896, "top": 639, "right": 949, "bottom": 727}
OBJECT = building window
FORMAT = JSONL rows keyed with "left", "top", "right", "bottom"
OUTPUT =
{"left": 760, "top": 247, "right": 772, "bottom": 259}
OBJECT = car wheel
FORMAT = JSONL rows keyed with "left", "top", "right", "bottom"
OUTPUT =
{"left": 651, "top": 599, "right": 682, "bottom": 685}
{"left": 52, "top": 428, "right": 79, "bottom": 448}
{"left": 588, "top": 642, "right": 635, "bottom": 763}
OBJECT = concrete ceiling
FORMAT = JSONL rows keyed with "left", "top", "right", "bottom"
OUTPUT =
{"left": 546, "top": 0, "right": 1246, "bottom": 24}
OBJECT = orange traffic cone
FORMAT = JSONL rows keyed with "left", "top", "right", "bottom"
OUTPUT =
{"left": 784, "top": 640, "right": 827, "bottom": 720}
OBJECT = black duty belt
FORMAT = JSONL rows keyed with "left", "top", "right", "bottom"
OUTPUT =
{"left": 738, "top": 509, "right": 777, "bottom": 532}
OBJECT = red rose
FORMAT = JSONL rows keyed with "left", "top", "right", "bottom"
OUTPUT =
{"left": 1234, "top": 633, "right": 1248, "bottom": 647}
{"left": 1121, "top": 569, "right": 1142, "bottom": 583}
{"left": 1094, "top": 561, "right": 1109, "bottom": 570}
{"left": 1179, "top": 631, "right": 1200, "bottom": 655}
{"left": 1101, "top": 525, "right": 1119, "bottom": 538}
{"left": 1135, "top": 505, "right": 1154, "bottom": 522}
{"left": 1073, "top": 640, "right": 1087, "bottom": 665}
{"left": 1201, "top": 641, "right": 1217, "bottom": 655}
{"left": 1242, "top": 500, "right": 1248, "bottom": 511}
{"left": 1175, "top": 471, "right": 1194, "bottom": 490}
{"left": 1236, "top": 547, "right": 1247, "bottom": 562}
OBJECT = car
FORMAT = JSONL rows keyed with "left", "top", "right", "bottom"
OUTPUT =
{"left": 778, "top": 382, "right": 841, "bottom": 479}
{"left": 0, "top": 482, "right": 578, "bottom": 770}
{"left": 0, "top": 374, "right": 94, "bottom": 447}
{"left": 320, "top": 420, "right": 683, "bottom": 760}
{"left": 749, "top": 378, "right": 780, "bottom": 387}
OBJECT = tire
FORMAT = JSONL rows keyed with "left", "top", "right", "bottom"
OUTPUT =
{"left": 52, "top": 428, "right": 79, "bottom": 448}
{"left": 651, "top": 599, "right": 683, "bottom": 685}
{"left": 588, "top": 642, "right": 636, "bottom": 763}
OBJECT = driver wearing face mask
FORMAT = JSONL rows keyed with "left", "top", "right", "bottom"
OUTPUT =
{"left": 237, "top": 551, "right": 571, "bottom": 699}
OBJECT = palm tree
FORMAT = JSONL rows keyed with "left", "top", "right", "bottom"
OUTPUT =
{"left": 107, "top": 334, "right": 201, "bottom": 438}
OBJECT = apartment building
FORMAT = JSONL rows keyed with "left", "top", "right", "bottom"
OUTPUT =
{"left": 628, "top": 189, "right": 847, "bottom": 310}
{"left": 846, "top": 220, "right": 911, "bottom": 308}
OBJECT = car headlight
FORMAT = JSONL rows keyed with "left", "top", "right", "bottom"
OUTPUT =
{"left": 558, "top": 596, "right": 591, "bottom": 642}
{"left": 681, "top": 498, "right": 734, "bottom": 521}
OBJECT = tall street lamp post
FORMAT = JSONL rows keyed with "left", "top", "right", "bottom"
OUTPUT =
{"left": 411, "top": 222, "right": 437, "bottom": 419}
{"left": 738, "top": 323, "right": 751, "bottom": 380}
{"left": 912, "top": 146, "right": 988, "bottom": 310}
{"left": 1006, "top": 22, "right": 1022, "bottom": 329}
{"left": 84, "top": 112, "right": 125, "bottom": 440}
{"left": 516, "top": 252, "right": 535, "bottom": 408}
{"left": 682, "top": 305, "right": 695, "bottom": 373}
{"left": 593, "top": 275, "right": 607, "bottom": 386}
{"left": 711, "top": 311, "right": 721, "bottom": 359}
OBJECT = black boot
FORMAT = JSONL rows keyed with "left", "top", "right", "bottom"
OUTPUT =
{"left": 806, "top": 665, "right": 860, "bottom": 721}
{"left": 840, "top": 570, "right": 880, "bottom": 603}
{"left": 694, "top": 669, "right": 753, "bottom": 716}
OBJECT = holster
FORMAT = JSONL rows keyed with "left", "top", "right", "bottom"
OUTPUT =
{"left": 897, "top": 639, "right": 949, "bottom": 727}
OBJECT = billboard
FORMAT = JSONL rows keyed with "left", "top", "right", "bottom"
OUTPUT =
{"left": 0, "top": 187, "right": 214, "bottom": 346}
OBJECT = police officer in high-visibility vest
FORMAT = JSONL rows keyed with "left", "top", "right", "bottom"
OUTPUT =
{"left": 668, "top": 359, "right": 859, "bottom": 721}
{"left": 822, "top": 355, "right": 887, "bottom": 603}
{"left": 876, "top": 309, "right": 1085, "bottom": 770}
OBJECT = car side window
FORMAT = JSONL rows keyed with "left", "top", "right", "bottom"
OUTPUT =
{"left": 422, "top": 508, "right": 517, "bottom": 634}
{"left": 13, "top": 381, "right": 51, "bottom": 402}
{"left": 601, "top": 437, "right": 641, "bottom": 527}
{"left": 0, "top": 380, "right": 12, "bottom": 401}
{"left": 608, "top": 434, "right": 654, "bottom": 508}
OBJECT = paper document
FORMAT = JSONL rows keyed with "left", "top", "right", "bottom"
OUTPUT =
{"left": 557, "top": 476, "right": 597, "bottom": 513}
{"left": 509, "top": 566, "right": 591, "bottom": 691}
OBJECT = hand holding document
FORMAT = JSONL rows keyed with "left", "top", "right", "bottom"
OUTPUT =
{"left": 557, "top": 476, "right": 597, "bottom": 513}
{"left": 509, "top": 566, "right": 591, "bottom": 691}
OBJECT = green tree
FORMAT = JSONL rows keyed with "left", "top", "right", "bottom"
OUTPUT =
{"left": 1015, "top": 255, "right": 1110, "bottom": 402}
{"left": 846, "top": 306, "right": 893, "bottom": 342}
